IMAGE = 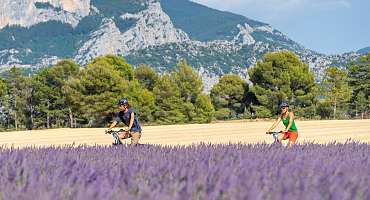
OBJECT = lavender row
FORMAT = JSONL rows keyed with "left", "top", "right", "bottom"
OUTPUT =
{"left": 0, "top": 143, "right": 369, "bottom": 200}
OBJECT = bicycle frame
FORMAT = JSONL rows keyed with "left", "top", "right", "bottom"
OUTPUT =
{"left": 266, "top": 131, "right": 283, "bottom": 143}
{"left": 106, "top": 129, "right": 129, "bottom": 146}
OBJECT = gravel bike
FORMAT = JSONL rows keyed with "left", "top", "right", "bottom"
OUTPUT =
{"left": 105, "top": 129, "right": 130, "bottom": 146}
{"left": 266, "top": 131, "right": 283, "bottom": 144}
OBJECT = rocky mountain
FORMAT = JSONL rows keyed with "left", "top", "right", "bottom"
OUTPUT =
{"left": 0, "top": 0, "right": 91, "bottom": 29}
{"left": 0, "top": 0, "right": 366, "bottom": 90}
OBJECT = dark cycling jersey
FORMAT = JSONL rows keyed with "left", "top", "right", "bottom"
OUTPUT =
{"left": 115, "top": 108, "right": 142, "bottom": 132}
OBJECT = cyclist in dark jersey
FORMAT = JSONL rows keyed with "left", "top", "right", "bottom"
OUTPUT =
{"left": 107, "top": 98, "right": 142, "bottom": 145}
{"left": 267, "top": 102, "right": 298, "bottom": 147}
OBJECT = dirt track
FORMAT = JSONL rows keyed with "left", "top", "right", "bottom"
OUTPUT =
{"left": 0, "top": 120, "right": 369, "bottom": 148}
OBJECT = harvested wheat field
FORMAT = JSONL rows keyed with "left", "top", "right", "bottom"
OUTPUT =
{"left": 0, "top": 120, "right": 369, "bottom": 148}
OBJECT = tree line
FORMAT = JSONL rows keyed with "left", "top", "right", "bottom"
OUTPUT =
{"left": 0, "top": 51, "right": 368, "bottom": 131}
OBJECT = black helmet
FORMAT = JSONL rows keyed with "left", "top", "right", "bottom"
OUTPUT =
{"left": 280, "top": 102, "right": 289, "bottom": 108}
{"left": 117, "top": 98, "right": 129, "bottom": 106}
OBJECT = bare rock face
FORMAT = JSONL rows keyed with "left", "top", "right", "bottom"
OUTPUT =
{"left": 75, "top": 1, "right": 190, "bottom": 64}
{"left": 120, "top": 2, "right": 190, "bottom": 50}
{"left": 0, "top": 0, "right": 91, "bottom": 29}
{"left": 234, "top": 23, "right": 255, "bottom": 46}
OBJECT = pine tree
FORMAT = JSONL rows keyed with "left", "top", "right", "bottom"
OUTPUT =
{"left": 355, "top": 91, "right": 368, "bottom": 119}
{"left": 153, "top": 74, "right": 185, "bottom": 124}
{"left": 32, "top": 60, "right": 80, "bottom": 128}
{"left": 348, "top": 53, "right": 370, "bottom": 118}
{"left": 210, "top": 74, "right": 248, "bottom": 119}
{"left": 89, "top": 55, "right": 134, "bottom": 81}
{"left": 194, "top": 94, "right": 215, "bottom": 123}
{"left": 172, "top": 60, "right": 203, "bottom": 102}
{"left": 321, "top": 67, "right": 352, "bottom": 119}
{"left": 248, "top": 51, "right": 317, "bottom": 118}
{"left": 4, "top": 67, "right": 26, "bottom": 130}
{"left": 65, "top": 60, "right": 129, "bottom": 127}
{"left": 0, "top": 78, "right": 7, "bottom": 129}
{"left": 134, "top": 64, "right": 158, "bottom": 91}
{"left": 172, "top": 60, "right": 206, "bottom": 122}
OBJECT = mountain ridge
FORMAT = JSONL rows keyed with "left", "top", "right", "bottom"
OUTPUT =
{"left": 0, "top": 0, "right": 366, "bottom": 88}
{"left": 357, "top": 47, "right": 370, "bottom": 54}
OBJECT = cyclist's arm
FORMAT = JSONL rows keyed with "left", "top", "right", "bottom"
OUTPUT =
{"left": 284, "top": 112, "right": 294, "bottom": 132}
{"left": 128, "top": 112, "right": 135, "bottom": 131}
{"left": 109, "top": 113, "right": 121, "bottom": 131}
{"left": 268, "top": 116, "right": 281, "bottom": 132}
{"left": 108, "top": 121, "right": 118, "bottom": 131}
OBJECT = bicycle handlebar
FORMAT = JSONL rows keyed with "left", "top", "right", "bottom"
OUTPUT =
{"left": 105, "top": 129, "right": 126, "bottom": 134}
{"left": 266, "top": 131, "right": 283, "bottom": 135}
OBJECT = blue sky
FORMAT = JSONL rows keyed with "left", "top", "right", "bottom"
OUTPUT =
{"left": 192, "top": 0, "right": 370, "bottom": 55}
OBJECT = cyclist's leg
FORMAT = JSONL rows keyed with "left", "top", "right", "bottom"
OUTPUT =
{"left": 287, "top": 132, "right": 298, "bottom": 147}
{"left": 277, "top": 132, "right": 288, "bottom": 142}
{"left": 130, "top": 132, "right": 142, "bottom": 145}
{"left": 117, "top": 131, "right": 130, "bottom": 144}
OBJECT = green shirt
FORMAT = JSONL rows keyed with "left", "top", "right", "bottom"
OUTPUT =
{"left": 282, "top": 112, "right": 298, "bottom": 132}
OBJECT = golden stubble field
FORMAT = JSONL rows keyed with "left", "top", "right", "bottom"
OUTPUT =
{"left": 0, "top": 120, "right": 369, "bottom": 148}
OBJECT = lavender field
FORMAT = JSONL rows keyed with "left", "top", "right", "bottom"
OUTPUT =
{"left": 0, "top": 143, "right": 369, "bottom": 200}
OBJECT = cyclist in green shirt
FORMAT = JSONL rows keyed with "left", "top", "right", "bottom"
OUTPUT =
{"left": 267, "top": 102, "right": 299, "bottom": 147}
